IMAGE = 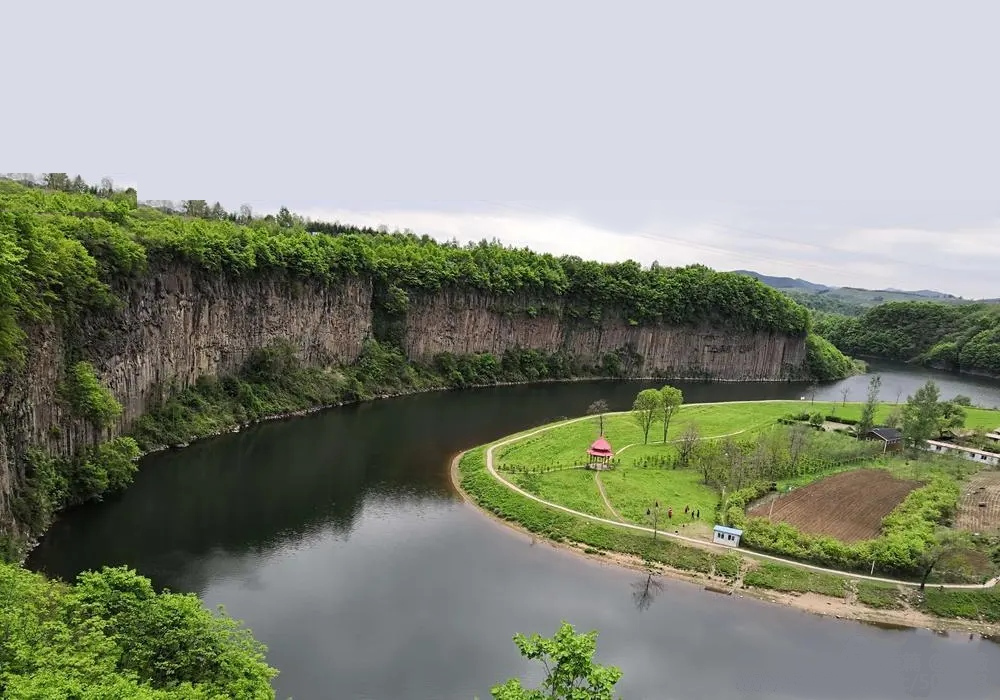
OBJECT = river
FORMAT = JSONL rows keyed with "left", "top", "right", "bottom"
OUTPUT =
{"left": 27, "top": 361, "right": 1000, "bottom": 699}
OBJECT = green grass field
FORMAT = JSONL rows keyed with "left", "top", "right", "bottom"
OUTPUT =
{"left": 601, "top": 466, "right": 717, "bottom": 529}
{"left": 511, "top": 469, "right": 609, "bottom": 518}
{"left": 497, "top": 400, "right": 1000, "bottom": 536}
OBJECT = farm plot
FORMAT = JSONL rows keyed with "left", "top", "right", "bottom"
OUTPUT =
{"left": 954, "top": 471, "right": 1000, "bottom": 533}
{"left": 747, "top": 469, "right": 921, "bottom": 542}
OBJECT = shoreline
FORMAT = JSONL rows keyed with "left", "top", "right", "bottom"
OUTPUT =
{"left": 448, "top": 415, "right": 1000, "bottom": 636}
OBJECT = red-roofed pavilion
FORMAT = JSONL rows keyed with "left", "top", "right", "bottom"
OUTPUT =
{"left": 587, "top": 436, "right": 614, "bottom": 469}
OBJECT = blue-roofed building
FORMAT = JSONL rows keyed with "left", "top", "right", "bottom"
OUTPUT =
{"left": 713, "top": 525, "right": 743, "bottom": 547}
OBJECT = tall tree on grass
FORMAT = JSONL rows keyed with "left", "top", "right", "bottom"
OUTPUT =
{"left": 902, "top": 380, "right": 943, "bottom": 451}
{"left": 659, "top": 385, "right": 683, "bottom": 443}
{"left": 586, "top": 399, "right": 610, "bottom": 436}
{"left": 677, "top": 423, "right": 700, "bottom": 470}
{"left": 631, "top": 389, "right": 662, "bottom": 444}
{"left": 937, "top": 399, "right": 967, "bottom": 438}
{"left": 857, "top": 375, "right": 882, "bottom": 439}
{"left": 491, "top": 621, "right": 622, "bottom": 700}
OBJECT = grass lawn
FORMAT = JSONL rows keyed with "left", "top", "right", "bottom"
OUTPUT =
{"left": 743, "top": 562, "right": 849, "bottom": 598}
{"left": 601, "top": 464, "right": 718, "bottom": 532}
{"left": 668, "top": 401, "right": 800, "bottom": 438}
{"left": 855, "top": 581, "right": 905, "bottom": 610}
{"left": 497, "top": 415, "right": 645, "bottom": 470}
{"left": 511, "top": 469, "right": 609, "bottom": 518}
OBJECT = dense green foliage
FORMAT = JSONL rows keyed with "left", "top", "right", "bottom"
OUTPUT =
{"left": 13, "top": 437, "right": 141, "bottom": 538}
{"left": 0, "top": 562, "right": 275, "bottom": 698}
{"left": 805, "top": 333, "right": 861, "bottom": 380}
{"left": 62, "top": 361, "right": 123, "bottom": 428}
{"left": 1, "top": 178, "right": 826, "bottom": 377}
{"left": 490, "top": 622, "right": 622, "bottom": 700}
{"left": 816, "top": 301, "right": 1000, "bottom": 375}
{"left": 919, "top": 587, "right": 1000, "bottom": 622}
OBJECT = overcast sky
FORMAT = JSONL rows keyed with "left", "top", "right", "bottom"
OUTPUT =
{"left": 7, "top": 1, "right": 1000, "bottom": 297}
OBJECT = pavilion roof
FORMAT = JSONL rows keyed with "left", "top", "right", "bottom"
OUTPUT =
{"left": 587, "top": 436, "right": 613, "bottom": 457}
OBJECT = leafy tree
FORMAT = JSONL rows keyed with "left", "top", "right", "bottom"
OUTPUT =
{"left": 586, "top": 399, "right": 610, "bottom": 435}
{"left": 677, "top": 423, "right": 700, "bottom": 470}
{"left": 490, "top": 622, "right": 622, "bottom": 700}
{"left": 0, "top": 563, "right": 276, "bottom": 698}
{"left": 902, "top": 381, "right": 943, "bottom": 450}
{"left": 182, "top": 199, "right": 209, "bottom": 218}
{"left": 631, "top": 389, "right": 662, "bottom": 444}
{"left": 884, "top": 406, "right": 903, "bottom": 429}
{"left": 937, "top": 400, "right": 966, "bottom": 438}
{"left": 917, "top": 531, "right": 965, "bottom": 591}
{"left": 857, "top": 375, "right": 882, "bottom": 438}
{"left": 659, "top": 385, "right": 683, "bottom": 443}
{"left": 787, "top": 423, "right": 811, "bottom": 473}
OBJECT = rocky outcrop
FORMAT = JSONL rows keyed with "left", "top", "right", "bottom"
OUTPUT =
{"left": 0, "top": 264, "right": 372, "bottom": 542}
{"left": 403, "top": 288, "right": 808, "bottom": 380}
{"left": 0, "top": 268, "right": 812, "bottom": 542}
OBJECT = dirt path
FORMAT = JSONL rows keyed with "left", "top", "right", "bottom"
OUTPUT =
{"left": 594, "top": 472, "right": 625, "bottom": 522}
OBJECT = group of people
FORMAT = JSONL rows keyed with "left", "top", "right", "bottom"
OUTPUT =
{"left": 665, "top": 505, "right": 700, "bottom": 519}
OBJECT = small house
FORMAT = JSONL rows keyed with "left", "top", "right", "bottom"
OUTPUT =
{"left": 586, "top": 436, "right": 614, "bottom": 469}
{"left": 713, "top": 525, "right": 743, "bottom": 548}
{"left": 863, "top": 427, "right": 903, "bottom": 453}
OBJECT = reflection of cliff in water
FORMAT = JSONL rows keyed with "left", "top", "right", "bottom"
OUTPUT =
{"left": 28, "top": 400, "right": 448, "bottom": 590}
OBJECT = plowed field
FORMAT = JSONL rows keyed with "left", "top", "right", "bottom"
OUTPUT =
{"left": 955, "top": 471, "right": 1000, "bottom": 533}
{"left": 747, "top": 470, "right": 922, "bottom": 542}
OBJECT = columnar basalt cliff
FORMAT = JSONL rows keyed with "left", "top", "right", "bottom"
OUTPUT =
{"left": 403, "top": 288, "right": 809, "bottom": 380}
{"left": 0, "top": 265, "right": 372, "bottom": 541}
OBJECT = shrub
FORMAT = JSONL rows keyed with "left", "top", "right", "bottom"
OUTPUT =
{"left": 63, "top": 361, "right": 122, "bottom": 428}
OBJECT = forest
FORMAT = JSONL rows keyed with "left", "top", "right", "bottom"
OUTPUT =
{"left": 815, "top": 302, "right": 1000, "bottom": 376}
{"left": 0, "top": 562, "right": 275, "bottom": 697}
{"left": 0, "top": 176, "right": 823, "bottom": 376}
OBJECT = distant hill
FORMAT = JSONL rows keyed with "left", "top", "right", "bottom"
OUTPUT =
{"left": 731, "top": 270, "right": 965, "bottom": 316}
{"left": 730, "top": 270, "right": 829, "bottom": 293}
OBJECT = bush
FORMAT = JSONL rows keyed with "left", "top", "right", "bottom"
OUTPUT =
{"left": 0, "top": 562, "right": 276, "bottom": 697}
{"left": 63, "top": 361, "right": 122, "bottom": 428}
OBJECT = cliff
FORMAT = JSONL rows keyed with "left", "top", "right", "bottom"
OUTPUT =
{"left": 0, "top": 264, "right": 372, "bottom": 542}
{"left": 404, "top": 288, "right": 808, "bottom": 380}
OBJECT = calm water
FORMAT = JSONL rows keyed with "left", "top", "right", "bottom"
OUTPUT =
{"left": 28, "top": 362, "right": 1000, "bottom": 699}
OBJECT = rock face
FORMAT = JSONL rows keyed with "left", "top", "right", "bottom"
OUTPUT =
{"left": 0, "top": 264, "right": 372, "bottom": 541}
{"left": 403, "top": 288, "right": 808, "bottom": 380}
{"left": 0, "top": 266, "right": 810, "bottom": 541}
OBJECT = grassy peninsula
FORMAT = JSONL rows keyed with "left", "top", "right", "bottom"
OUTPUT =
{"left": 457, "top": 393, "right": 1000, "bottom": 628}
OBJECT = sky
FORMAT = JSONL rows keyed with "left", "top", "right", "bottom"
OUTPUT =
{"left": 6, "top": 1, "right": 1000, "bottom": 298}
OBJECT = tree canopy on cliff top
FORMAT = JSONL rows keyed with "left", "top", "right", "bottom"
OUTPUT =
{"left": 0, "top": 179, "right": 813, "bottom": 370}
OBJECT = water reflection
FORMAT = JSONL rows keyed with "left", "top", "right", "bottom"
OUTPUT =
{"left": 631, "top": 572, "right": 665, "bottom": 611}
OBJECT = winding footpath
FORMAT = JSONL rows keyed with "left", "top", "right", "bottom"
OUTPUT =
{"left": 481, "top": 406, "right": 1000, "bottom": 590}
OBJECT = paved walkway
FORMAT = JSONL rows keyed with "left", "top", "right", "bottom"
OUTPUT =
{"left": 481, "top": 407, "right": 1000, "bottom": 590}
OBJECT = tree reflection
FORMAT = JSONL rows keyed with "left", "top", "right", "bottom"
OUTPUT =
{"left": 631, "top": 572, "right": 665, "bottom": 611}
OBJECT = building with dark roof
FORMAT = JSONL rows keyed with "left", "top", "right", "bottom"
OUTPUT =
{"left": 863, "top": 427, "right": 903, "bottom": 452}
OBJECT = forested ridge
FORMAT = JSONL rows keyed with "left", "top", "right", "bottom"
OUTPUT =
{"left": 1, "top": 177, "right": 822, "bottom": 374}
{"left": 816, "top": 302, "right": 1000, "bottom": 376}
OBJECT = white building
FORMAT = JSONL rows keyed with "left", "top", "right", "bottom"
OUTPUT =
{"left": 925, "top": 439, "right": 1000, "bottom": 467}
{"left": 713, "top": 525, "right": 743, "bottom": 547}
